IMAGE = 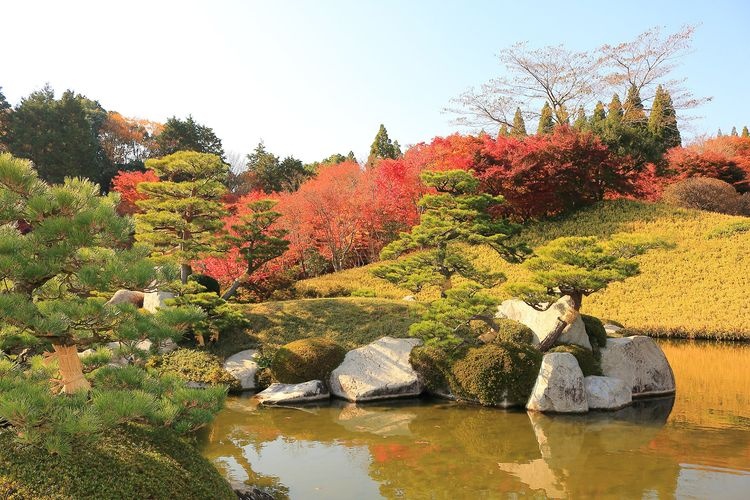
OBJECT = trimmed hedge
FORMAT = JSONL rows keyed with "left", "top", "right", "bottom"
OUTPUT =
{"left": 0, "top": 424, "right": 234, "bottom": 500}
{"left": 581, "top": 314, "right": 607, "bottom": 348}
{"left": 550, "top": 344, "right": 602, "bottom": 376}
{"left": 271, "top": 337, "right": 346, "bottom": 384}
{"left": 409, "top": 345, "right": 454, "bottom": 394}
{"left": 451, "top": 342, "right": 542, "bottom": 406}
{"left": 147, "top": 349, "right": 239, "bottom": 390}
{"left": 493, "top": 318, "right": 535, "bottom": 345}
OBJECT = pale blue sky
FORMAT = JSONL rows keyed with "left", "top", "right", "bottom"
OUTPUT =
{"left": 2, "top": 0, "right": 748, "bottom": 162}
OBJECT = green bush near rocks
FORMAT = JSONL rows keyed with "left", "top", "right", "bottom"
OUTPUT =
{"left": 550, "top": 344, "right": 602, "bottom": 376}
{"left": 493, "top": 319, "right": 535, "bottom": 345}
{"left": 271, "top": 337, "right": 346, "bottom": 384}
{"left": 450, "top": 342, "right": 542, "bottom": 406}
{"left": 409, "top": 345, "right": 455, "bottom": 394}
{"left": 147, "top": 349, "right": 239, "bottom": 390}
{"left": 0, "top": 424, "right": 235, "bottom": 500}
{"left": 581, "top": 314, "right": 608, "bottom": 348}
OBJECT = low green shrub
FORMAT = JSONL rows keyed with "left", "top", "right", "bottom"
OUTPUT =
{"left": 581, "top": 314, "right": 607, "bottom": 348}
{"left": 706, "top": 220, "right": 750, "bottom": 239}
{"left": 549, "top": 344, "right": 602, "bottom": 376}
{"left": 148, "top": 349, "right": 239, "bottom": 390}
{"left": 450, "top": 342, "right": 542, "bottom": 406}
{"left": 188, "top": 274, "right": 221, "bottom": 295}
{"left": 493, "top": 319, "right": 535, "bottom": 345}
{"left": 409, "top": 345, "right": 453, "bottom": 393}
{"left": 0, "top": 424, "right": 235, "bottom": 500}
{"left": 271, "top": 337, "right": 346, "bottom": 383}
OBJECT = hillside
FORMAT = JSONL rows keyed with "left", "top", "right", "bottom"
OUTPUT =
{"left": 297, "top": 200, "right": 750, "bottom": 340}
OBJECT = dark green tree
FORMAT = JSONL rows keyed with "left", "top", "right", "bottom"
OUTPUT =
{"left": 730, "top": 126, "right": 738, "bottom": 137}
{"left": 606, "top": 93, "right": 624, "bottom": 126}
{"left": 245, "top": 142, "right": 310, "bottom": 193}
{"left": 366, "top": 124, "right": 401, "bottom": 167}
{"left": 498, "top": 124, "right": 510, "bottom": 137}
{"left": 648, "top": 85, "right": 681, "bottom": 151}
{"left": 5, "top": 86, "right": 108, "bottom": 185}
{"left": 537, "top": 102, "right": 554, "bottom": 135}
{"left": 135, "top": 152, "right": 228, "bottom": 283}
{"left": 573, "top": 106, "right": 588, "bottom": 131}
{"left": 220, "top": 199, "right": 290, "bottom": 300}
{"left": 373, "top": 170, "right": 529, "bottom": 347}
{"left": 508, "top": 235, "right": 667, "bottom": 351}
{"left": 511, "top": 108, "right": 527, "bottom": 137}
{"left": 590, "top": 101, "right": 606, "bottom": 128}
{"left": 0, "top": 87, "right": 10, "bottom": 151}
{"left": 153, "top": 115, "right": 225, "bottom": 159}
{"left": 623, "top": 84, "right": 646, "bottom": 124}
{"left": 742, "top": 126, "right": 749, "bottom": 138}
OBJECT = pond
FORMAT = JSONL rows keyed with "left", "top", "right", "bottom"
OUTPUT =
{"left": 198, "top": 341, "right": 750, "bottom": 499}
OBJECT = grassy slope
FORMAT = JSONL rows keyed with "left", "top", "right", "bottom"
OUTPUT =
{"left": 297, "top": 200, "right": 750, "bottom": 340}
{"left": 216, "top": 297, "right": 422, "bottom": 356}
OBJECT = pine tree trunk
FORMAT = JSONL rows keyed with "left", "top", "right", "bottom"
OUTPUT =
{"left": 52, "top": 343, "right": 91, "bottom": 394}
{"left": 538, "top": 298, "right": 581, "bottom": 352}
{"left": 221, "top": 277, "right": 243, "bottom": 301}
{"left": 180, "top": 263, "right": 192, "bottom": 284}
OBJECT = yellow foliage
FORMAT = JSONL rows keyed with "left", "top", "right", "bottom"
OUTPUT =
{"left": 299, "top": 200, "right": 750, "bottom": 339}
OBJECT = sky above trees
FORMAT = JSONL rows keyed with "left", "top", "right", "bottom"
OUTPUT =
{"left": 2, "top": 0, "right": 747, "bottom": 162}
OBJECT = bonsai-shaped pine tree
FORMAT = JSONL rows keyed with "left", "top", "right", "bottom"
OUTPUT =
{"left": 0, "top": 153, "right": 225, "bottom": 453}
{"left": 373, "top": 169, "right": 529, "bottom": 347}
{"left": 507, "top": 235, "right": 667, "bottom": 351}
{"left": 220, "top": 199, "right": 290, "bottom": 300}
{"left": 135, "top": 151, "right": 228, "bottom": 284}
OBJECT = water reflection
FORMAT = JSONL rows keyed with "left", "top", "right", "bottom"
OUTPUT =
{"left": 199, "top": 342, "right": 750, "bottom": 499}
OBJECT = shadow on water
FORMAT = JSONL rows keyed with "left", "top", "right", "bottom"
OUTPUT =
{"left": 199, "top": 340, "right": 750, "bottom": 499}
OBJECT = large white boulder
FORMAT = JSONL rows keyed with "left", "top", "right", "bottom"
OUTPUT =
{"left": 223, "top": 349, "right": 260, "bottom": 391}
{"left": 526, "top": 353, "right": 588, "bottom": 413}
{"left": 255, "top": 380, "right": 329, "bottom": 405}
{"left": 584, "top": 376, "right": 632, "bottom": 410}
{"left": 498, "top": 297, "right": 591, "bottom": 350}
{"left": 329, "top": 337, "right": 423, "bottom": 402}
{"left": 599, "top": 336, "right": 675, "bottom": 397}
{"left": 143, "top": 291, "right": 175, "bottom": 312}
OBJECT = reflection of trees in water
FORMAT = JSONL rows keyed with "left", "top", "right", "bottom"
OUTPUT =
{"left": 199, "top": 395, "right": 744, "bottom": 499}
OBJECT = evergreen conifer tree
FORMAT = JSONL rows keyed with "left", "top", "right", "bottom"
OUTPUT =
{"left": 537, "top": 102, "right": 554, "bottom": 135}
{"left": 606, "top": 94, "right": 624, "bottom": 126}
{"left": 731, "top": 126, "right": 738, "bottom": 137}
{"left": 573, "top": 106, "right": 588, "bottom": 130}
{"left": 511, "top": 108, "right": 527, "bottom": 137}
{"left": 0, "top": 87, "right": 10, "bottom": 151}
{"left": 590, "top": 101, "right": 606, "bottom": 128}
{"left": 648, "top": 85, "right": 681, "bottom": 150}
{"left": 742, "top": 126, "right": 749, "bottom": 138}
{"left": 498, "top": 124, "right": 510, "bottom": 137}
{"left": 154, "top": 115, "right": 225, "bottom": 159}
{"left": 135, "top": 152, "right": 228, "bottom": 283}
{"left": 717, "top": 129, "right": 723, "bottom": 137}
{"left": 366, "top": 124, "right": 400, "bottom": 167}
{"left": 623, "top": 84, "right": 646, "bottom": 124}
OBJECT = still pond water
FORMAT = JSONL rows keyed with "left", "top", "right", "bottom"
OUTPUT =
{"left": 199, "top": 341, "right": 750, "bottom": 499}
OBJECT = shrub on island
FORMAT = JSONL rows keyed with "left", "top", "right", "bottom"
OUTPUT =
{"left": 549, "top": 344, "right": 602, "bottom": 376}
{"left": 581, "top": 314, "right": 608, "bottom": 349}
{"left": 271, "top": 337, "right": 346, "bottom": 384}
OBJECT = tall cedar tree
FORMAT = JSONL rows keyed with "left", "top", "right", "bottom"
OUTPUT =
{"left": 153, "top": 115, "right": 225, "bottom": 159}
{"left": 537, "top": 102, "right": 554, "bottom": 135}
{"left": 606, "top": 94, "right": 624, "bottom": 125}
{"left": 0, "top": 153, "right": 206, "bottom": 392}
{"left": 648, "top": 85, "right": 681, "bottom": 151}
{"left": 508, "top": 235, "right": 667, "bottom": 351}
{"left": 511, "top": 108, "right": 527, "bottom": 137}
{"left": 5, "top": 86, "right": 108, "bottom": 186}
{"left": 743, "top": 127, "right": 750, "bottom": 138}
{"left": 135, "top": 151, "right": 228, "bottom": 283}
{"left": 623, "top": 84, "right": 646, "bottom": 124}
{"left": 373, "top": 170, "right": 529, "bottom": 347}
{"left": 590, "top": 101, "right": 606, "bottom": 128}
{"left": 220, "top": 199, "right": 290, "bottom": 300}
{"left": 245, "top": 142, "right": 310, "bottom": 193}
{"left": 573, "top": 106, "right": 588, "bottom": 131}
{"left": 730, "top": 126, "right": 738, "bottom": 137}
{"left": 366, "top": 124, "right": 401, "bottom": 168}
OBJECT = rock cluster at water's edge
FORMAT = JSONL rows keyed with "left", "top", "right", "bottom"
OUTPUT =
{"left": 255, "top": 380, "right": 329, "bottom": 405}
{"left": 498, "top": 297, "right": 592, "bottom": 350}
{"left": 526, "top": 353, "right": 588, "bottom": 413}
{"left": 223, "top": 349, "right": 260, "bottom": 391}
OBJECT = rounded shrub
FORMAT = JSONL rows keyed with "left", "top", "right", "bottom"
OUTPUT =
{"left": 581, "top": 314, "right": 607, "bottom": 349}
{"left": 188, "top": 274, "right": 221, "bottom": 295}
{"left": 409, "top": 345, "right": 452, "bottom": 393}
{"left": 271, "top": 337, "right": 346, "bottom": 383}
{"left": 148, "top": 349, "right": 239, "bottom": 389}
{"left": 450, "top": 342, "right": 542, "bottom": 406}
{"left": 549, "top": 344, "right": 601, "bottom": 376}
{"left": 493, "top": 318, "right": 535, "bottom": 345}
{"left": 662, "top": 177, "right": 743, "bottom": 215}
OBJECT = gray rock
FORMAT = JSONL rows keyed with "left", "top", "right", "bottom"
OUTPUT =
{"left": 223, "top": 349, "right": 260, "bottom": 390}
{"left": 255, "top": 380, "right": 329, "bottom": 405}
{"left": 584, "top": 376, "right": 632, "bottom": 410}
{"left": 603, "top": 323, "right": 624, "bottom": 336}
{"left": 599, "top": 336, "right": 675, "bottom": 397}
{"left": 526, "top": 353, "right": 588, "bottom": 413}
{"left": 498, "top": 297, "right": 591, "bottom": 350}
{"left": 330, "top": 336, "right": 424, "bottom": 402}
{"left": 106, "top": 289, "right": 145, "bottom": 307}
{"left": 143, "top": 291, "right": 174, "bottom": 312}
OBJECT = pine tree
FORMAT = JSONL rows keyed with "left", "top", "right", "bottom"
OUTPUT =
{"left": 731, "top": 126, "right": 739, "bottom": 137}
{"left": 153, "top": 115, "right": 225, "bottom": 159}
{"left": 508, "top": 235, "right": 667, "bottom": 351}
{"left": 135, "top": 151, "right": 228, "bottom": 283}
{"left": 648, "top": 85, "right": 681, "bottom": 150}
{"left": 555, "top": 104, "right": 570, "bottom": 125}
{"left": 742, "top": 126, "right": 749, "bottom": 138}
{"left": 573, "top": 106, "right": 588, "bottom": 131}
{"left": 606, "top": 94, "right": 624, "bottom": 126}
{"left": 498, "top": 124, "right": 510, "bottom": 137}
{"left": 717, "top": 128, "right": 723, "bottom": 137}
{"left": 590, "top": 101, "right": 606, "bottom": 128}
{"left": 372, "top": 170, "right": 529, "bottom": 347}
{"left": 220, "top": 199, "right": 290, "bottom": 300}
{"left": 537, "top": 102, "right": 554, "bottom": 135}
{"left": 366, "top": 124, "right": 400, "bottom": 167}
{"left": 511, "top": 108, "right": 527, "bottom": 137}
{"left": 346, "top": 151, "right": 358, "bottom": 163}
{"left": 623, "top": 84, "right": 646, "bottom": 124}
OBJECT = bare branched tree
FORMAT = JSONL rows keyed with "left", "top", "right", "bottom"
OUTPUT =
{"left": 448, "top": 26, "right": 708, "bottom": 132}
